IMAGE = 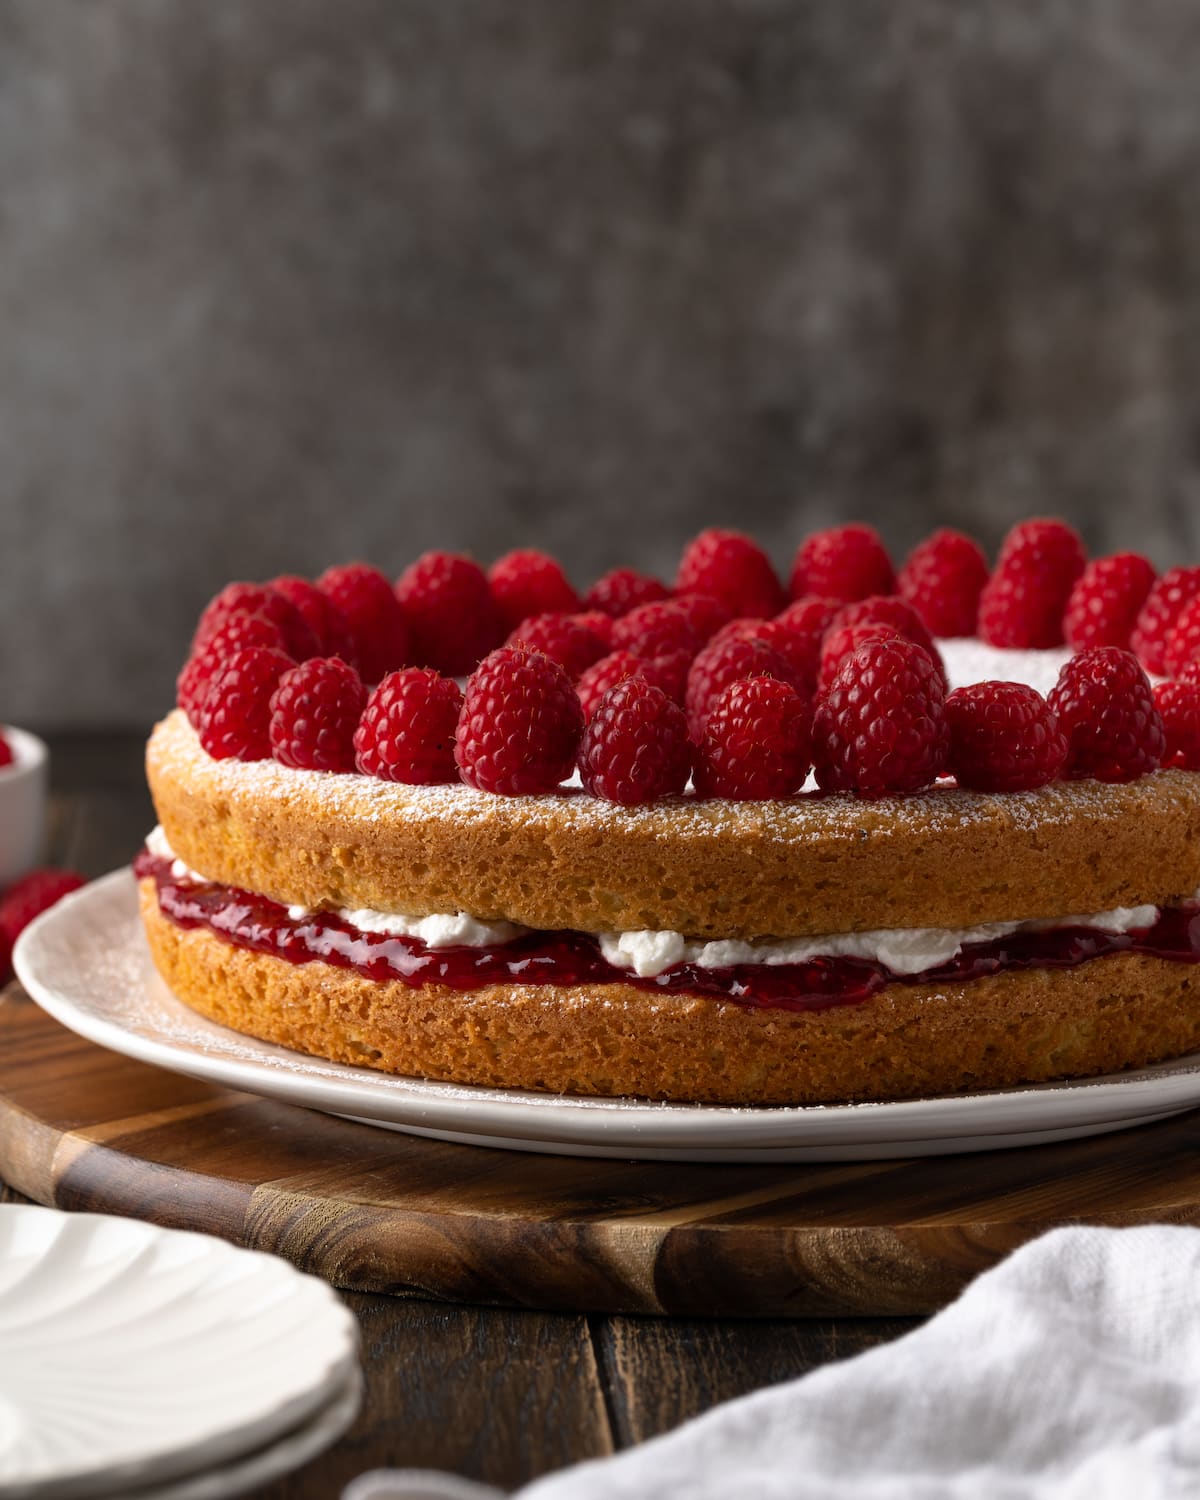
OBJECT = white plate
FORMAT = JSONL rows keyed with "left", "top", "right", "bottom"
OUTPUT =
{"left": 0, "top": 1203, "right": 359, "bottom": 1499}
{"left": 14, "top": 869, "right": 1200, "bottom": 1163}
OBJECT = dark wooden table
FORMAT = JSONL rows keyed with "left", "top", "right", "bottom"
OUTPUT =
{"left": 3, "top": 733, "right": 915, "bottom": 1497}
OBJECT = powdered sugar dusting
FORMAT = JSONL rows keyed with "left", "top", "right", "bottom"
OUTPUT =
{"left": 939, "top": 638, "right": 1073, "bottom": 697}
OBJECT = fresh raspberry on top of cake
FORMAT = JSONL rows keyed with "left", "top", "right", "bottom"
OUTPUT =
{"left": 488, "top": 549, "right": 579, "bottom": 631}
{"left": 198, "top": 646, "right": 295, "bottom": 762}
{"left": 816, "top": 622, "right": 908, "bottom": 693}
{"left": 944, "top": 682, "right": 1067, "bottom": 793}
{"left": 395, "top": 551, "right": 503, "bottom": 677}
{"left": 504, "top": 613, "right": 608, "bottom": 679}
{"left": 827, "top": 595, "right": 940, "bottom": 671}
{"left": 705, "top": 617, "right": 822, "bottom": 692}
{"left": 1062, "top": 553, "right": 1156, "bottom": 654}
{"left": 1132, "top": 567, "right": 1200, "bottom": 676}
{"left": 812, "top": 636, "right": 949, "bottom": 798}
{"left": 575, "top": 650, "right": 669, "bottom": 720}
{"left": 355, "top": 668, "right": 464, "bottom": 784}
{"left": 675, "top": 528, "right": 785, "bottom": 619}
{"left": 0, "top": 730, "right": 12, "bottom": 770}
{"left": 693, "top": 676, "right": 811, "bottom": 800}
{"left": 611, "top": 601, "right": 702, "bottom": 660}
{"left": 193, "top": 581, "right": 319, "bottom": 662}
{"left": 455, "top": 646, "right": 583, "bottom": 795}
{"left": 977, "top": 518, "right": 1086, "bottom": 650}
{"left": 685, "top": 634, "right": 805, "bottom": 737}
{"left": 582, "top": 567, "right": 670, "bottom": 618}
{"left": 896, "top": 528, "right": 989, "bottom": 638}
{"left": 1155, "top": 680, "right": 1200, "bottom": 771}
{"left": 269, "top": 576, "right": 358, "bottom": 665}
{"left": 570, "top": 611, "right": 615, "bottom": 652}
{"left": 268, "top": 657, "right": 367, "bottom": 773}
{"left": 671, "top": 592, "right": 735, "bottom": 643}
{"left": 1162, "top": 596, "right": 1200, "bottom": 678}
{"left": 177, "top": 613, "right": 292, "bottom": 727}
{"left": 788, "top": 523, "right": 895, "bottom": 604}
{"left": 317, "top": 563, "right": 411, "bottom": 685}
{"left": 578, "top": 678, "right": 691, "bottom": 805}
{"left": 1048, "top": 647, "right": 1166, "bottom": 783}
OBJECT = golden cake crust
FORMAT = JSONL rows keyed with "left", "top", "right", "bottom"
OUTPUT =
{"left": 141, "top": 880, "right": 1200, "bottom": 1105}
{"left": 148, "top": 710, "right": 1200, "bottom": 941}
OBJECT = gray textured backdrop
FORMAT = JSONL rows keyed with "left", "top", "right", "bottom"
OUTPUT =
{"left": 5, "top": 0, "right": 1200, "bottom": 728}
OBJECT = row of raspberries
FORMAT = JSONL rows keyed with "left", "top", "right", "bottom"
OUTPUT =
{"left": 183, "top": 574, "right": 1198, "bottom": 802}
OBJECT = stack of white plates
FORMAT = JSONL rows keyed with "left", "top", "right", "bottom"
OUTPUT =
{"left": 0, "top": 1205, "right": 360, "bottom": 1498}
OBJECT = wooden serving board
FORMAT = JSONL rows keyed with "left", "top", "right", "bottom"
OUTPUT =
{"left": 4, "top": 985, "right": 1200, "bottom": 1318}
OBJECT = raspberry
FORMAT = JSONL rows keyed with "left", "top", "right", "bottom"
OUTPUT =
{"left": 812, "top": 637, "right": 949, "bottom": 798}
{"left": 268, "top": 657, "right": 367, "bottom": 772}
{"left": 828, "top": 596, "right": 941, "bottom": 674}
{"left": 504, "top": 614, "right": 609, "bottom": 679}
{"left": 583, "top": 568, "right": 670, "bottom": 618}
{"left": 318, "top": 564, "right": 411, "bottom": 685}
{"left": 270, "top": 575, "right": 358, "bottom": 664}
{"left": 0, "top": 868, "right": 85, "bottom": 957}
{"left": 611, "top": 601, "right": 702, "bottom": 660}
{"left": 1155, "top": 681, "right": 1200, "bottom": 771}
{"left": 394, "top": 551, "right": 503, "bottom": 676}
{"left": 642, "top": 649, "right": 692, "bottom": 705}
{"left": 488, "top": 550, "right": 579, "bottom": 632}
{"left": 578, "top": 679, "right": 691, "bottom": 804}
{"left": 455, "top": 647, "right": 583, "bottom": 795}
{"left": 570, "top": 611, "right": 615, "bottom": 652}
{"left": 694, "top": 677, "right": 811, "bottom": 800}
{"left": 676, "top": 528, "right": 784, "bottom": 619}
{"left": 355, "top": 668, "right": 464, "bottom": 784}
{"left": 198, "top": 647, "right": 295, "bottom": 762}
{"left": 944, "top": 682, "right": 1067, "bottom": 793}
{"left": 1163, "top": 596, "right": 1200, "bottom": 678}
{"left": 1132, "top": 568, "right": 1200, "bottom": 676}
{"left": 0, "top": 731, "right": 12, "bottom": 770}
{"left": 176, "top": 613, "right": 291, "bottom": 727}
{"left": 1182, "top": 660, "right": 1200, "bottom": 689}
{"left": 1047, "top": 647, "right": 1166, "bottom": 783}
{"left": 685, "top": 635, "right": 805, "bottom": 737}
{"left": 896, "top": 529, "right": 989, "bottom": 638}
{"left": 977, "top": 519, "right": 1086, "bottom": 649}
{"left": 817, "top": 622, "right": 908, "bottom": 693}
{"left": 1062, "top": 553, "right": 1156, "bottom": 654}
{"left": 672, "top": 592, "right": 736, "bottom": 643}
{"left": 575, "top": 651, "right": 651, "bottom": 721}
{"left": 707, "top": 618, "right": 823, "bottom": 693}
{"left": 789, "top": 524, "right": 896, "bottom": 604}
{"left": 775, "top": 595, "right": 840, "bottom": 640}
{"left": 193, "top": 581, "right": 318, "bottom": 661}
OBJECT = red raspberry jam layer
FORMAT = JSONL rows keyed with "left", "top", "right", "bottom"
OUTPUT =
{"left": 134, "top": 851, "right": 1200, "bottom": 1014}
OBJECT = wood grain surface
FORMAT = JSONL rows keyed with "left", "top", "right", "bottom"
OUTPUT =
{"left": 6, "top": 982, "right": 1200, "bottom": 1321}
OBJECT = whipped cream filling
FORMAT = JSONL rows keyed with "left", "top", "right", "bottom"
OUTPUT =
{"left": 144, "top": 827, "right": 1163, "bottom": 979}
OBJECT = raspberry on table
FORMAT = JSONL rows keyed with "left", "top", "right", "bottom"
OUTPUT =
{"left": 270, "top": 575, "right": 358, "bottom": 665}
{"left": 896, "top": 528, "right": 989, "bottom": 638}
{"left": 1132, "top": 567, "right": 1200, "bottom": 676}
{"left": 977, "top": 518, "right": 1086, "bottom": 649}
{"left": 0, "top": 731, "right": 11, "bottom": 770}
{"left": 672, "top": 592, "right": 735, "bottom": 643}
{"left": 816, "top": 622, "right": 908, "bottom": 694}
{"left": 812, "top": 637, "right": 949, "bottom": 798}
{"left": 177, "top": 613, "right": 291, "bottom": 727}
{"left": 268, "top": 657, "right": 367, "bottom": 773}
{"left": 944, "top": 682, "right": 1067, "bottom": 793}
{"left": 1062, "top": 553, "right": 1156, "bottom": 654}
{"left": 685, "top": 634, "right": 805, "bottom": 737}
{"left": 198, "top": 646, "right": 295, "bottom": 762}
{"left": 355, "top": 668, "right": 464, "bottom": 784}
{"left": 505, "top": 613, "right": 609, "bottom": 679}
{"left": 1154, "top": 681, "right": 1200, "bottom": 771}
{"left": 1047, "top": 647, "right": 1166, "bottom": 783}
{"left": 455, "top": 646, "right": 584, "bottom": 795}
{"left": 675, "top": 528, "right": 785, "bottom": 619}
{"left": 693, "top": 677, "right": 811, "bottom": 800}
{"left": 611, "top": 601, "right": 703, "bottom": 661}
{"left": 1162, "top": 595, "right": 1200, "bottom": 679}
{"left": 193, "top": 581, "right": 319, "bottom": 662}
{"left": 578, "top": 678, "right": 692, "bottom": 804}
{"left": 488, "top": 550, "right": 579, "bottom": 632}
{"left": 706, "top": 617, "right": 823, "bottom": 694}
{"left": 789, "top": 523, "right": 896, "bottom": 604}
{"left": 0, "top": 868, "right": 86, "bottom": 959}
{"left": 394, "top": 551, "right": 503, "bottom": 677}
{"left": 317, "top": 563, "right": 411, "bottom": 685}
{"left": 582, "top": 568, "right": 670, "bottom": 618}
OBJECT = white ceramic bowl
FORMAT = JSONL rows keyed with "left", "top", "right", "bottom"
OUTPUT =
{"left": 0, "top": 726, "right": 47, "bottom": 888}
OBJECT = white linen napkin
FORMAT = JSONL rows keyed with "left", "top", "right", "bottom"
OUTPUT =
{"left": 344, "top": 1225, "right": 1200, "bottom": 1500}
